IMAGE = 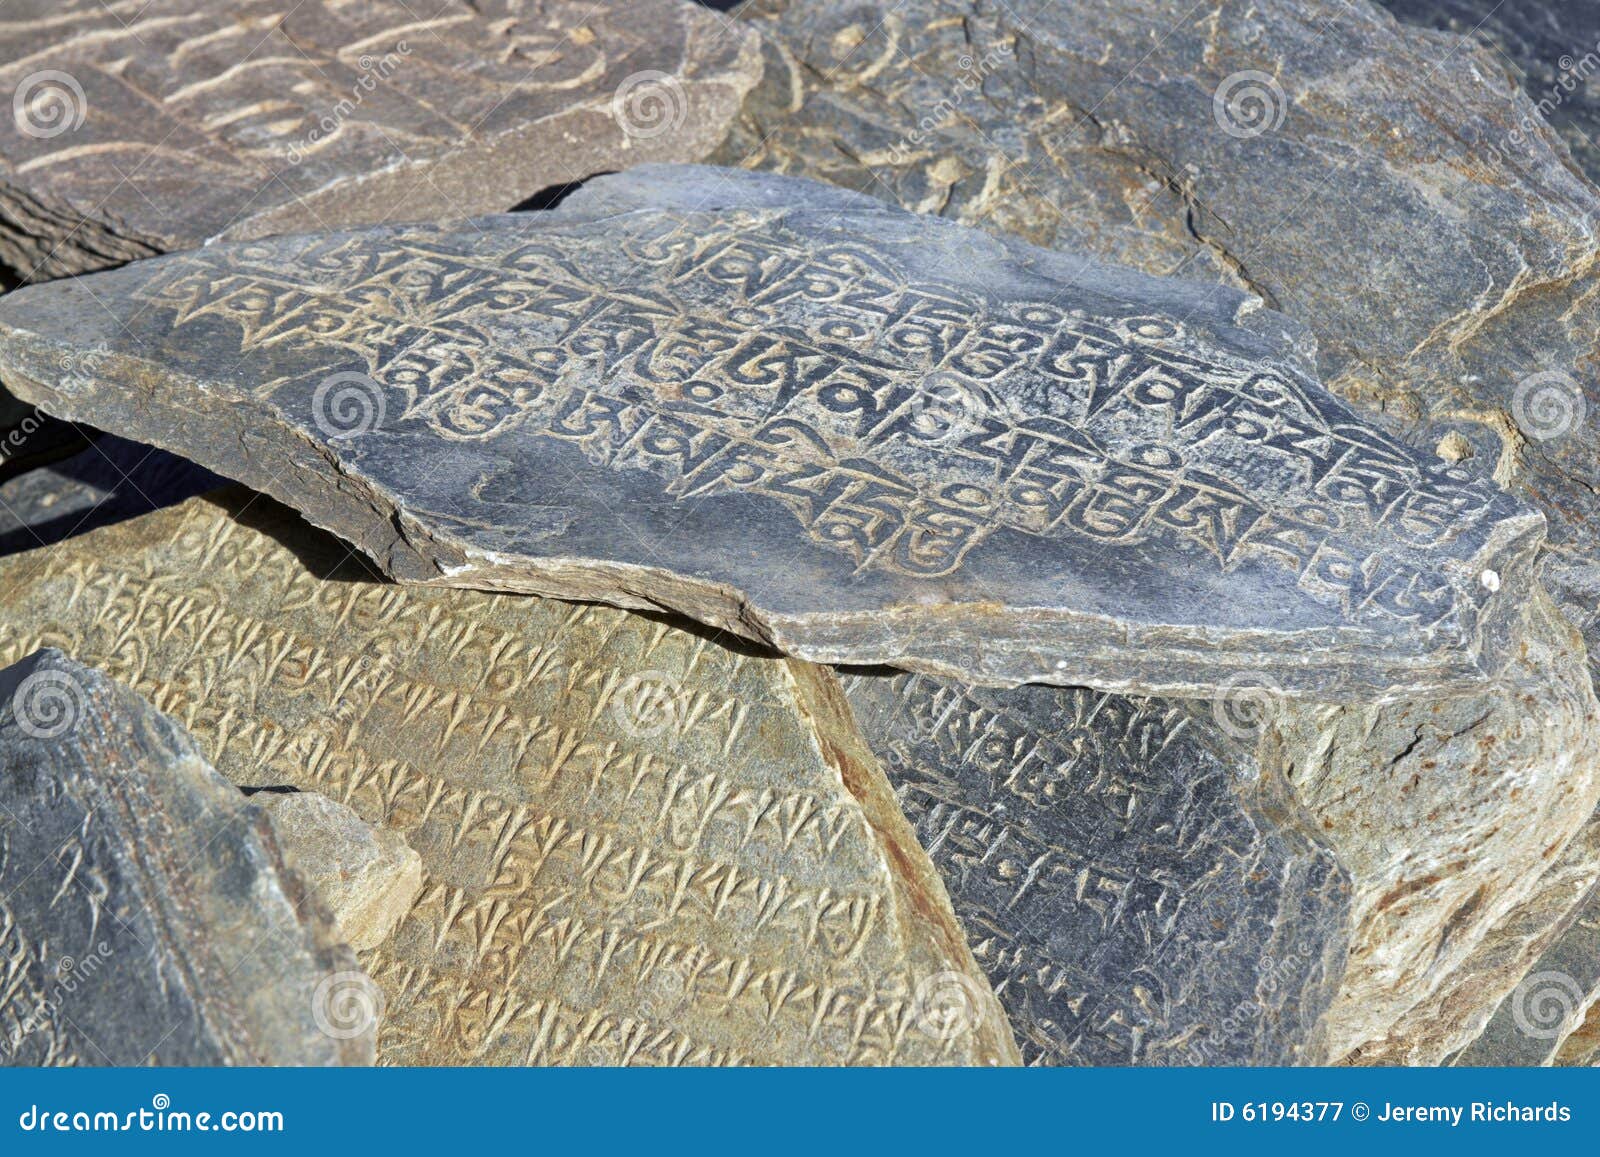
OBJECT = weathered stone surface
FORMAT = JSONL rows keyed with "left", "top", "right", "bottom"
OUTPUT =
{"left": 0, "top": 648, "right": 367, "bottom": 1066}
{"left": 716, "top": 0, "right": 1600, "bottom": 697}
{"left": 0, "top": 490, "right": 1019, "bottom": 1066}
{"left": 259, "top": 791, "right": 424, "bottom": 953}
{"left": 1452, "top": 859, "right": 1600, "bottom": 1066}
{"left": 1381, "top": 1, "right": 1600, "bottom": 185}
{"left": 718, "top": 0, "right": 1600, "bottom": 1061}
{"left": 0, "top": 434, "right": 219, "bottom": 556}
{"left": 0, "top": 165, "right": 1544, "bottom": 701}
{"left": 839, "top": 669, "right": 1349, "bottom": 1065}
{"left": 1274, "top": 586, "right": 1600, "bottom": 1060}
{"left": 0, "top": 0, "right": 761, "bottom": 283}
{"left": 1343, "top": 804, "right": 1600, "bottom": 1065}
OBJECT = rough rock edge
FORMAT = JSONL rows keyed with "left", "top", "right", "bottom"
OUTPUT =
{"left": 786, "top": 659, "right": 1022, "bottom": 1066}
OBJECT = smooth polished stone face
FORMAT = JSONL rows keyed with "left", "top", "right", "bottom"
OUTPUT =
{"left": 840, "top": 670, "right": 1350, "bottom": 1065}
{"left": 0, "top": 492, "right": 1019, "bottom": 1066}
{"left": 716, "top": 0, "right": 1600, "bottom": 697}
{"left": 0, "top": 649, "right": 368, "bottom": 1066}
{"left": 0, "top": 0, "right": 761, "bottom": 282}
{"left": 0, "top": 165, "right": 1543, "bottom": 700}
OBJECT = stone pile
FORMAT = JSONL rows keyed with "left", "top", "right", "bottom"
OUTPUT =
{"left": 0, "top": 0, "right": 1594, "bottom": 1066}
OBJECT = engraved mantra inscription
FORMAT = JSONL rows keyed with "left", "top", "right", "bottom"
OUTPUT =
{"left": 847, "top": 670, "right": 1342, "bottom": 1065}
{"left": 0, "top": 502, "right": 987, "bottom": 1065}
{"left": 139, "top": 213, "right": 1496, "bottom": 624}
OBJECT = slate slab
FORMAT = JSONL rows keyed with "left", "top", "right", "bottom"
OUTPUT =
{"left": 0, "top": 165, "right": 1543, "bottom": 701}
{"left": 716, "top": 0, "right": 1600, "bottom": 699}
{"left": 840, "top": 670, "right": 1350, "bottom": 1065}
{"left": 0, "top": 491, "right": 1019, "bottom": 1066}
{"left": 0, "top": 0, "right": 761, "bottom": 283}
{"left": 0, "top": 649, "right": 369, "bottom": 1066}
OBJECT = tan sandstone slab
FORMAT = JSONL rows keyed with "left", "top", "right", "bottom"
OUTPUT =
{"left": 0, "top": 489, "right": 1018, "bottom": 1067}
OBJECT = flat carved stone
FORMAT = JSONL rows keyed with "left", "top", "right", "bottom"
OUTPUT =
{"left": 841, "top": 670, "right": 1350, "bottom": 1065}
{"left": 0, "top": 492, "right": 1019, "bottom": 1066}
{"left": 0, "top": 165, "right": 1544, "bottom": 701}
{"left": 717, "top": 0, "right": 1600, "bottom": 701}
{"left": 0, "top": 648, "right": 368, "bottom": 1066}
{"left": 0, "top": 0, "right": 761, "bottom": 282}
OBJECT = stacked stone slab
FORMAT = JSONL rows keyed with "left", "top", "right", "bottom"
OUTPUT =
{"left": 0, "top": 0, "right": 762, "bottom": 458}
{"left": 711, "top": 0, "right": 1600, "bottom": 1063}
{"left": 0, "top": 0, "right": 1596, "bottom": 1068}
{"left": 0, "top": 649, "right": 370, "bottom": 1065}
{"left": 0, "top": 166, "right": 1541, "bottom": 701}
{"left": 840, "top": 671, "right": 1350, "bottom": 1065}
{"left": 0, "top": 492, "right": 1018, "bottom": 1066}
{"left": 0, "top": 0, "right": 762, "bottom": 283}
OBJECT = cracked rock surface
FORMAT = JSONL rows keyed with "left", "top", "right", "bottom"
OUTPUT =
{"left": 1381, "top": 1, "right": 1600, "bottom": 186}
{"left": 0, "top": 648, "right": 368, "bottom": 1066}
{"left": 1274, "top": 587, "right": 1600, "bottom": 1061}
{"left": 0, "top": 164, "right": 1544, "bottom": 700}
{"left": 840, "top": 669, "right": 1350, "bottom": 1065}
{"left": 0, "top": 0, "right": 761, "bottom": 283}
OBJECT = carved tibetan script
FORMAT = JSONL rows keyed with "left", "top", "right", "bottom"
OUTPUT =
{"left": 0, "top": 0, "right": 759, "bottom": 279}
{"left": 0, "top": 492, "right": 1018, "bottom": 1066}
{"left": 842, "top": 671, "right": 1350, "bottom": 1065}
{"left": 0, "top": 166, "right": 1540, "bottom": 696}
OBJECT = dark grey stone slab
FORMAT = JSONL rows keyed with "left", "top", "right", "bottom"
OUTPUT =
{"left": 716, "top": 0, "right": 1600, "bottom": 697}
{"left": 0, "top": 165, "right": 1543, "bottom": 700}
{"left": 1381, "top": 1, "right": 1600, "bottom": 185}
{"left": 840, "top": 670, "right": 1350, "bottom": 1065}
{"left": 0, "top": 435, "right": 221, "bottom": 557}
{"left": 0, "top": 0, "right": 761, "bottom": 283}
{"left": 0, "top": 649, "right": 369, "bottom": 1065}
